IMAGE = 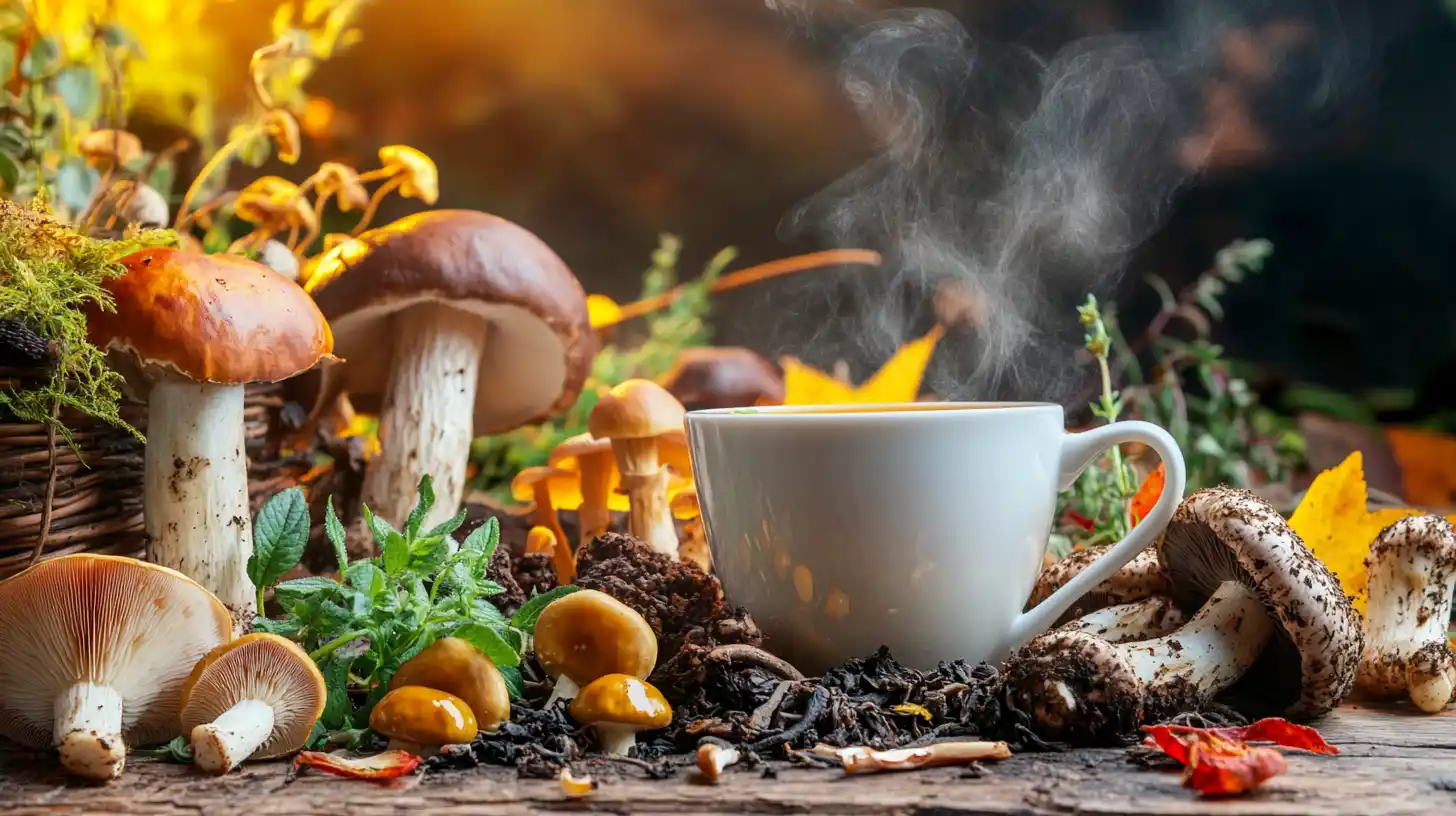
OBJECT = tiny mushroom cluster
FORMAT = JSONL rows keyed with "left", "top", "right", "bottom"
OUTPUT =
{"left": 1005, "top": 488, "right": 1363, "bottom": 745}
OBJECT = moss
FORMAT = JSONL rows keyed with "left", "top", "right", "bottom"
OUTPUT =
{"left": 0, "top": 197, "right": 177, "bottom": 442}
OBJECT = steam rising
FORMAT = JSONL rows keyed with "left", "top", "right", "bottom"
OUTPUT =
{"left": 772, "top": 1, "right": 1366, "bottom": 402}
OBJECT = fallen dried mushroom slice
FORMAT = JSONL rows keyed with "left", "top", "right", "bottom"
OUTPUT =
{"left": 0, "top": 555, "right": 232, "bottom": 780}
{"left": 696, "top": 738, "right": 742, "bottom": 782}
{"left": 180, "top": 633, "right": 326, "bottom": 774}
{"left": 1356, "top": 515, "right": 1456, "bottom": 713}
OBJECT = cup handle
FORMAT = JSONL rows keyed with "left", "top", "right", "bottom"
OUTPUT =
{"left": 1004, "top": 420, "right": 1186, "bottom": 651}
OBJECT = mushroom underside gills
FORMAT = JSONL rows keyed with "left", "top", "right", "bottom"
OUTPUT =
{"left": 54, "top": 682, "right": 126, "bottom": 780}
{"left": 594, "top": 723, "right": 638, "bottom": 756}
{"left": 362, "top": 301, "right": 487, "bottom": 530}
{"left": 144, "top": 379, "right": 254, "bottom": 621}
{"left": 190, "top": 699, "right": 276, "bottom": 774}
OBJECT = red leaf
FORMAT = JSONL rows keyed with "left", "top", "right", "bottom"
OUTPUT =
{"left": 1141, "top": 726, "right": 1193, "bottom": 765}
{"left": 1182, "top": 737, "right": 1287, "bottom": 797}
{"left": 295, "top": 750, "right": 423, "bottom": 780}
{"left": 1065, "top": 510, "right": 1095, "bottom": 532}
{"left": 1156, "top": 718, "right": 1338, "bottom": 755}
{"left": 1129, "top": 464, "right": 1166, "bottom": 527}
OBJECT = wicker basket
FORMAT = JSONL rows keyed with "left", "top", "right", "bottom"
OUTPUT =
{"left": 1, "top": 325, "right": 314, "bottom": 578}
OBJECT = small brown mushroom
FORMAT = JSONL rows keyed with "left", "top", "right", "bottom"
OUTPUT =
{"left": 303, "top": 211, "right": 595, "bottom": 532}
{"left": 368, "top": 686, "right": 478, "bottom": 756}
{"left": 232, "top": 176, "right": 317, "bottom": 253}
{"left": 1356, "top": 515, "right": 1456, "bottom": 713}
{"left": 589, "top": 380, "right": 687, "bottom": 558}
{"left": 548, "top": 432, "right": 624, "bottom": 547}
{"left": 695, "top": 738, "right": 740, "bottom": 782}
{"left": 388, "top": 637, "right": 512, "bottom": 732}
{"left": 533, "top": 589, "right": 658, "bottom": 703}
{"left": 0, "top": 555, "right": 232, "bottom": 780}
{"left": 569, "top": 674, "right": 671, "bottom": 756}
{"left": 180, "top": 634, "right": 326, "bottom": 774}
{"left": 659, "top": 346, "right": 784, "bottom": 410}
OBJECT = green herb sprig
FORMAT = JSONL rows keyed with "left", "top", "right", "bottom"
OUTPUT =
{"left": 247, "top": 476, "right": 579, "bottom": 740}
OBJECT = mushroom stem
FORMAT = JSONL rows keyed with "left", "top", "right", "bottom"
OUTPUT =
{"left": 530, "top": 483, "right": 572, "bottom": 582}
{"left": 546, "top": 674, "right": 582, "bottom": 706}
{"left": 576, "top": 458, "right": 613, "bottom": 548}
{"left": 594, "top": 724, "right": 637, "bottom": 756}
{"left": 144, "top": 379, "right": 256, "bottom": 624}
{"left": 362, "top": 302, "right": 487, "bottom": 532}
{"left": 53, "top": 682, "right": 125, "bottom": 780}
{"left": 1059, "top": 596, "right": 1189, "bottom": 644}
{"left": 610, "top": 437, "right": 677, "bottom": 557}
{"left": 1119, "top": 581, "right": 1273, "bottom": 695}
{"left": 1358, "top": 516, "right": 1456, "bottom": 712}
{"left": 190, "top": 699, "right": 276, "bottom": 774}
{"left": 351, "top": 175, "right": 403, "bottom": 235}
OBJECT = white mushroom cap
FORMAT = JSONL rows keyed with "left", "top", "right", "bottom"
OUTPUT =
{"left": 1157, "top": 488, "right": 1363, "bottom": 719}
{"left": 0, "top": 555, "right": 232, "bottom": 778}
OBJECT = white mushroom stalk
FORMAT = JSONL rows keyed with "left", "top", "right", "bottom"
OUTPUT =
{"left": 594, "top": 723, "right": 640, "bottom": 756}
{"left": 1357, "top": 515, "right": 1456, "bottom": 713}
{"left": 145, "top": 378, "right": 254, "bottom": 618}
{"left": 1058, "top": 596, "right": 1189, "bottom": 643}
{"left": 1114, "top": 581, "right": 1274, "bottom": 692}
{"left": 54, "top": 683, "right": 126, "bottom": 780}
{"left": 190, "top": 699, "right": 275, "bottom": 774}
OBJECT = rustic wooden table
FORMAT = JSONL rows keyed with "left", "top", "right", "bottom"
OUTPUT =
{"left": 2, "top": 705, "right": 1453, "bottom": 815}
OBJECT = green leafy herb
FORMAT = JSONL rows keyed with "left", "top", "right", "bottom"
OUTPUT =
{"left": 136, "top": 736, "right": 193, "bottom": 763}
{"left": 250, "top": 475, "right": 563, "bottom": 735}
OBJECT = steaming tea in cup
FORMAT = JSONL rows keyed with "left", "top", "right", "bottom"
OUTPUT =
{"left": 685, "top": 402, "right": 1186, "bottom": 674}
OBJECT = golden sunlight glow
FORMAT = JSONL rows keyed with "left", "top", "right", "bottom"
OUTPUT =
{"left": 780, "top": 325, "right": 944, "bottom": 405}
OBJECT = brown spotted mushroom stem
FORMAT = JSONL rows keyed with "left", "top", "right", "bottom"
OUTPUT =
{"left": 533, "top": 589, "right": 658, "bottom": 704}
{"left": 388, "top": 637, "right": 512, "bottom": 732}
{"left": 1356, "top": 515, "right": 1456, "bottom": 713}
{"left": 87, "top": 249, "right": 334, "bottom": 621}
{"left": 588, "top": 379, "right": 687, "bottom": 558}
{"left": 1026, "top": 547, "right": 1169, "bottom": 624}
{"left": 1004, "top": 488, "right": 1361, "bottom": 745}
{"left": 180, "top": 634, "right": 326, "bottom": 775}
{"left": 0, "top": 555, "right": 232, "bottom": 780}
{"left": 303, "top": 210, "right": 595, "bottom": 532}
{"left": 1056, "top": 596, "right": 1188, "bottom": 643}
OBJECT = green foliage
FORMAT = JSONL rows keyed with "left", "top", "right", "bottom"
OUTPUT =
{"left": 0, "top": 198, "right": 173, "bottom": 439}
{"left": 469, "top": 234, "right": 736, "bottom": 496}
{"left": 1053, "top": 239, "right": 1306, "bottom": 552}
{"left": 136, "top": 736, "right": 193, "bottom": 762}
{"left": 249, "top": 476, "right": 581, "bottom": 741}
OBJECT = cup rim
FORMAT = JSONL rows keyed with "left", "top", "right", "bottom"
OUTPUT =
{"left": 685, "top": 401, "right": 1062, "bottom": 422}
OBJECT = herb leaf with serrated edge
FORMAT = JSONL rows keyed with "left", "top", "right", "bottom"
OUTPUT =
{"left": 247, "top": 487, "right": 311, "bottom": 613}
{"left": 325, "top": 499, "right": 349, "bottom": 571}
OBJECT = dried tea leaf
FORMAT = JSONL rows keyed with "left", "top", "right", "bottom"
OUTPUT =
{"left": 1288, "top": 452, "right": 1435, "bottom": 613}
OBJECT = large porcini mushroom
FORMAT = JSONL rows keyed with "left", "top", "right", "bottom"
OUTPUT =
{"left": 0, "top": 555, "right": 232, "bottom": 780}
{"left": 1027, "top": 547, "right": 1169, "bottom": 623}
{"left": 1004, "top": 488, "right": 1361, "bottom": 745}
{"left": 180, "top": 633, "right": 326, "bottom": 774}
{"left": 533, "top": 589, "right": 658, "bottom": 704}
{"left": 388, "top": 637, "right": 512, "bottom": 732}
{"left": 87, "top": 248, "right": 334, "bottom": 619}
{"left": 659, "top": 346, "right": 785, "bottom": 410}
{"left": 1356, "top": 515, "right": 1456, "bottom": 713}
{"left": 304, "top": 210, "right": 595, "bottom": 531}
{"left": 588, "top": 379, "right": 687, "bottom": 557}
{"left": 368, "top": 686, "right": 478, "bottom": 756}
{"left": 569, "top": 674, "right": 671, "bottom": 756}
{"left": 510, "top": 465, "right": 576, "bottom": 584}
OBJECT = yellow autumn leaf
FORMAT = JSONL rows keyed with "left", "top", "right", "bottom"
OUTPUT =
{"left": 780, "top": 326, "right": 944, "bottom": 406}
{"left": 892, "top": 703, "right": 933, "bottom": 721}
{"left": 1288, "top": 451, "right": 1440, "bottom": 615}
{"left": 587, "top": 294, "right": 623, "bottom": 329}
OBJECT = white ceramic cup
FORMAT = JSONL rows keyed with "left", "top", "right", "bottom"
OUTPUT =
{"left": 684, "top": 402, "right": 1186, "bottom": 674}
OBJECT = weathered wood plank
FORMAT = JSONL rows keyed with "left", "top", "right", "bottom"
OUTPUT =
{"left": 1, "top": 705, "right": 1453, "bottom": 816}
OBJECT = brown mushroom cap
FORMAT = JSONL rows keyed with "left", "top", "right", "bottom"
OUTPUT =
{"left": 87, "top": 248, "right": 335, "bottom": 386}
{"left": 389, "top": 638, "right": 511, "bottom": 732}
{"left": 369, "top": 686, "right": 478, "bottom": 747}
{"left": 1156, "top": 487, "right": 1363, "bottom": 719}
{"left": 303, "top": 210, "right": 596, "bottom": 434}
{"left": 0, "top": 555, "right": 233, "bottom": 751}
{"left": 179, "top": 633, "right": 326, "bottom": 761}
{"left": 659, "top": 347, "right": 785, "bottom": 410}
{"left": 569, "top": 674, "right": 672, "bottom": 730}
{"left": 589, "top": 379, "right": 686, "bottom": 440}
{"left": 534, "top": 590, "right": 658, "bottom": 689}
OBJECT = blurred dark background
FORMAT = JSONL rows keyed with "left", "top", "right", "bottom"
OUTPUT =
{"left": 162, "top": 0, "right": 1456, "bottom": 418}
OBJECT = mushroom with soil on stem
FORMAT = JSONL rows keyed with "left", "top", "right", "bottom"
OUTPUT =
{"left": 588, "top": 379, "right": 688, "bottom": 558}
{"left": 1026, "top": 547, "right": 1169, "bottom": 624}
{"left": 1055, "top": 595, "right": 1188, "bottom": 644}
{"left": 533, "top": 589, "right": 658, "bottom": 704}
{"left": 510, "top": 465, "right": 577, "bottom": 585}
{"left": 0, "top": 555, "right": 233, "bottom": 780}
{"left": 86, "top": 248, "right": 335, "bottom": 622}
{"left": 569, "top": 674, "right": 672, "bottom": 757}
{"left": 659, "top": 346, "right": 785, "bottom": 410}
{"left": 671, "top": 486, "right": 709, "bottom": 572}
{"left": 1003, "top": 488, "right": 1362, "bottom": 745}
{"left": 1356, "top": 515, "right": 1456, "bottom": 713}
{"left": 388, "top": 637, "right": 512, "bottom": 732}
{"left": 301, "top": 210, "right": 596, "bottom": 532}
{"left": 368, "top": 686, "right": 478, "bottom": 756}
{"left": 180, "top": 633, "right": 327, "bottom": 775}
{"left": 351, "top": 145, "right": 439, "bottom": 235}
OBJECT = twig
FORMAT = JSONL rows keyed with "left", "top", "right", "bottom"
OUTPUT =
{"left": 28, "top": 397, "right": 60, "bottom": 565}
{"left": 749, "top": 681, "right": 794, "bottom": 731}
{"left": 706, "top": 644, "right": 805, "bottom": 681}
{"left": 748, "top": 687, "right": 830, "bottom": 753}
